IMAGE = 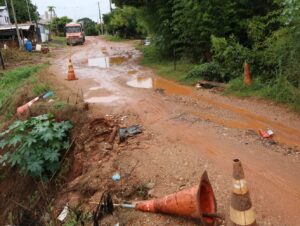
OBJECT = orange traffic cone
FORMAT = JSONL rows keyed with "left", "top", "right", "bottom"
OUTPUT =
{"left": 244, "top": 62, "right": 252, "bottom": 86}
{"left": 66, "top": 59, "right": 78, "bottom": 81}
{"left": 135, "top": 171, "right": 217, "bottom": 226}
{"left": 230, "top": 159, "right": 257, "bottom": 226}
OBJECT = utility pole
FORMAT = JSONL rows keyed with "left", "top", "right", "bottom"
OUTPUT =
{"left": 10, "top": 0, "right": 23, "bottom": 48}
{"left": 25, "top": 0, "right": 32, "bottom": 22}
{"left": 98, "top": 1, "right": 104, "bottom": 35}
{"left": 109, "top": 0, "right": 112, "bottom": 12}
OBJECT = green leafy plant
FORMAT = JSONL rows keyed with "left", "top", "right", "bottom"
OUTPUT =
{"left": 0, "top": 114, "right": 73, "bottom": 179}
{"left": 186, "top": 62, "right": 225, "bottom": 82}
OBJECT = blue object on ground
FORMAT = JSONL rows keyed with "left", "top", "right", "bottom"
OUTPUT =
{"left": 112, "top": 172, "right": 121, "bottom": 181}
{"left": 43, "top": 91, "right": 54, "bottom": 99}
{"left": 25, "top": 41, "right": 33, "bottom": 52}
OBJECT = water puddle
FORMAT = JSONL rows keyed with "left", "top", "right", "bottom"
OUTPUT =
{"left": 85, "top": 95, "right": 121, "bottom": 104}
{"left": 88, "top": 56, "right": 127, "bottom": 68}
{"left": 128, "top": 70, "right": 137, "bottom": 75}
{"left": 127, "top": 76, "right": 192, "bottom": 96}
{"left": 127, "top": 77, "right": 153, "bottom": 89}
{"left": 89, "top": 86, "right": 102, "bottom": 91}
{"left": 111, "top": 56, "right": 127, "bottom": 65}
{"left": 88, "top": 57, "right": 109, "bottom": 68}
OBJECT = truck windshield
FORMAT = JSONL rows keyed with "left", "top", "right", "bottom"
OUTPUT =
{"left": 66, "top": 26, "right": 81, "bottom": 33}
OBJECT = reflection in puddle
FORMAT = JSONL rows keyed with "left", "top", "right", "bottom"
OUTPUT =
{"left": 128, "top": 70, "right": 137, "bottom": 75}
{"left": 127, "top": 76, "right": 191, "bottom": 96}
{"left": 85, "top": 96, "right": 121, "bottom": 104}
{"left": 110, "top": 56, "right": 127, "bottom": 65}
{"left": 88, "top": 57, "right": 109, "bottom": 68}
{"left": 127, "top": 77, "right": 153, "bottom": 89}
{"left": 88, "top": 56, "right": 127, "bottom": 68}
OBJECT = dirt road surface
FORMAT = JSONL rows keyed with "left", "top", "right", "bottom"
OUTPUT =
{"left": 51, "top": 37, "right": 300, "bottom": 225}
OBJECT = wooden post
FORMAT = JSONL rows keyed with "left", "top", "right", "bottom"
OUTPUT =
{"left": 10, "top": 0, "right": 23, "bottom": 48}
{"left": 0, "top": 50, "right": 5, "bottom": 70}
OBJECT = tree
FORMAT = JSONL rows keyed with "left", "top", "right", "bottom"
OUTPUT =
{"left": 77, "top": 17, "right": 98, "bottom": 36}
{"left": 47, "top": 6, "right": 56, "bottom": 21}
{"left": 104, "top": 6, "right": 146, "bottom": 38}
{"left": 0, "top": 0, "right": 38, "bottom": 22}
{"left": 49, "top": 16, "right": 72, "bottom": 36}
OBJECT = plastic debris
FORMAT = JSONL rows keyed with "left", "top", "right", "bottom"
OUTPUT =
{"left": 112, "top": 172, "right": 121, "bottom": 181}
{"left": 119, "top": 125, "right": 142, "bottom": 142}
{"left": 57, "top": 204, "right": 69, "bottom": 222}
{"left": 258, "top": 129, "right": 274, "bottom": 138}
{"left": 43, "top": 91, "right": 54, "bottom": 99}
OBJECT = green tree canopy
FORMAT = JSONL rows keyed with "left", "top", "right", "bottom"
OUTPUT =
{"left": 104, "top": 6, "right": 146, "bottom": 38}
{"left": 50, "top": 16, "right": 73, "bottom": 36}
{"left": 0, "top": 0, "right": 38, "bottom": 23}
{"left": 77, "top": 17, "right": 98, "bottom": 36}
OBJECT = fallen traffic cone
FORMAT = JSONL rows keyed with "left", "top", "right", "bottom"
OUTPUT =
{"left": 17, "top": 96, "right": 39, "bottom": 114}
{"left": 244, "top": 62, "right": 252, "bottom": 86}
{"left": 135, "top": 171, "right": 217, "bottom": 225}
{"left": 66, "top": 58, "right": 78, "bottom": 81}
{"left": 230, "top": 159, "right": 257, "bottom": 226}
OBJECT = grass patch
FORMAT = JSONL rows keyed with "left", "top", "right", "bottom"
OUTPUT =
{"left": 226, "top": 77, "right": 300, "bottom": 111}
{"left": 2, "top": 48, "right": 32, "bottom": 63}
{"left": 0, "top": 64, "right": 47, "bottom": 121}
{"left": 48, "top": 35, "right": 67, "bottom": 48}
{"left": 138, "top": 45, "right": 197, "bottom": 85}
{"left": 104, "top": 35, "right": 125, "bottom": 42}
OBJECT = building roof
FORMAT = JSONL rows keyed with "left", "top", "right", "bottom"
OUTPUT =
{"left": 0, "top": 23, "right": 35, "bottom": 31}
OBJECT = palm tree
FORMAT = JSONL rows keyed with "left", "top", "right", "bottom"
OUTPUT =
{"left": 47, "top": 6, "right": 56, "bottom": 21}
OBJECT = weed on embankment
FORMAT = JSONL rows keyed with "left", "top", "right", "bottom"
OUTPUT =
{"left": 226, "top": 76, "right": 300, "bottom": 111}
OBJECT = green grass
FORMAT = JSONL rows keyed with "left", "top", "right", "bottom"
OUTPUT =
{"left": 0, "top": 65, "right": 46, "bottom": 120}
{"left": 226, "top": 77, "right": 300, "bottom": 111}
{"left": 48, "top": 35, "right": 67, "bottom": 48}
{"left": 104, "top": 35, "right": 126, "bottom": 42}
{"left": 138, "top": 45, "right": 197, "bottom": 85}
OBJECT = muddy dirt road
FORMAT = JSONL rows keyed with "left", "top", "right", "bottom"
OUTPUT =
{"left": 51, "top": 37, "right": 300, "bottom": 225}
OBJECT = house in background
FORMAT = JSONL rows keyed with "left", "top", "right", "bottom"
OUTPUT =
{"left": 0, "top": 8, "right": 50, "bottom": 47}
{"left": 37, "top": 19, "right": 50, "bottom": 43}
{"left": 0, "top": 23, "right": 36, "bottom": 48}
{"left": 0, "top": 6, "right": 10, "bottom": 25}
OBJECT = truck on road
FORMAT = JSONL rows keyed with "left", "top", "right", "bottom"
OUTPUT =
{"left": 65, "top": 23, "right": 85, "bottom": 45}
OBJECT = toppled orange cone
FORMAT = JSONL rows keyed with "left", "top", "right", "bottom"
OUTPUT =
{"left": 230, "top": 159, "right": 257, "bottom": 226}
{"left": 66, "top": 59, "right": 78, "bottom": 81}
{"left": 135, "top": 171, "right": 217, "bottom": 225}
{"left": 17, "top": 96, "right": 39, "bottom": 114}
{"left": 244, "top": 62, "right": 252, "bottom": 86}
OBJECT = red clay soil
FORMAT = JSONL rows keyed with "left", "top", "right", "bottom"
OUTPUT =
{"left": 48, "top": 36, "right": 300, "bottom": 226}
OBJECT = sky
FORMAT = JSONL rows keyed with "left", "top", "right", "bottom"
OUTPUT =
{"left": 31, "top": 0, "right": 114, "bottom": 22}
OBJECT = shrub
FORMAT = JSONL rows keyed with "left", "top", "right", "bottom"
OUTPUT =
{"left": 0, "top": 114, "right": 73, "bottom": 180}
{"left": 211, "top": 35, "right": 253, "bottom": 80}
{"left": 186, "top": 62, "right": 225, "bottom": 82}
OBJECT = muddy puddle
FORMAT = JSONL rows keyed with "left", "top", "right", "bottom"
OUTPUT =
{"left": 85, "top": 95, "right": 122, "bottom": 104}
{"left": 127, "top": 77, "right": 153, "bottom": 89}
{"left": 127, "top": 76, "right": 191, "bottom": 96}
{"left": 88, "top": 56, "right": 127, "bottom": 68}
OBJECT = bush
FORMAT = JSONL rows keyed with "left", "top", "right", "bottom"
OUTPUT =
{"left": 0, "top": 114, "right": 73, "bottom": 180}
{"left": 211, "top": 35, "right": 253, "bottom": 80}
{"left": 186, "top": 62, "right": 225, "bottom": 82}
{"left": 139, "top": 44, "right": 163, "bottom": 64}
